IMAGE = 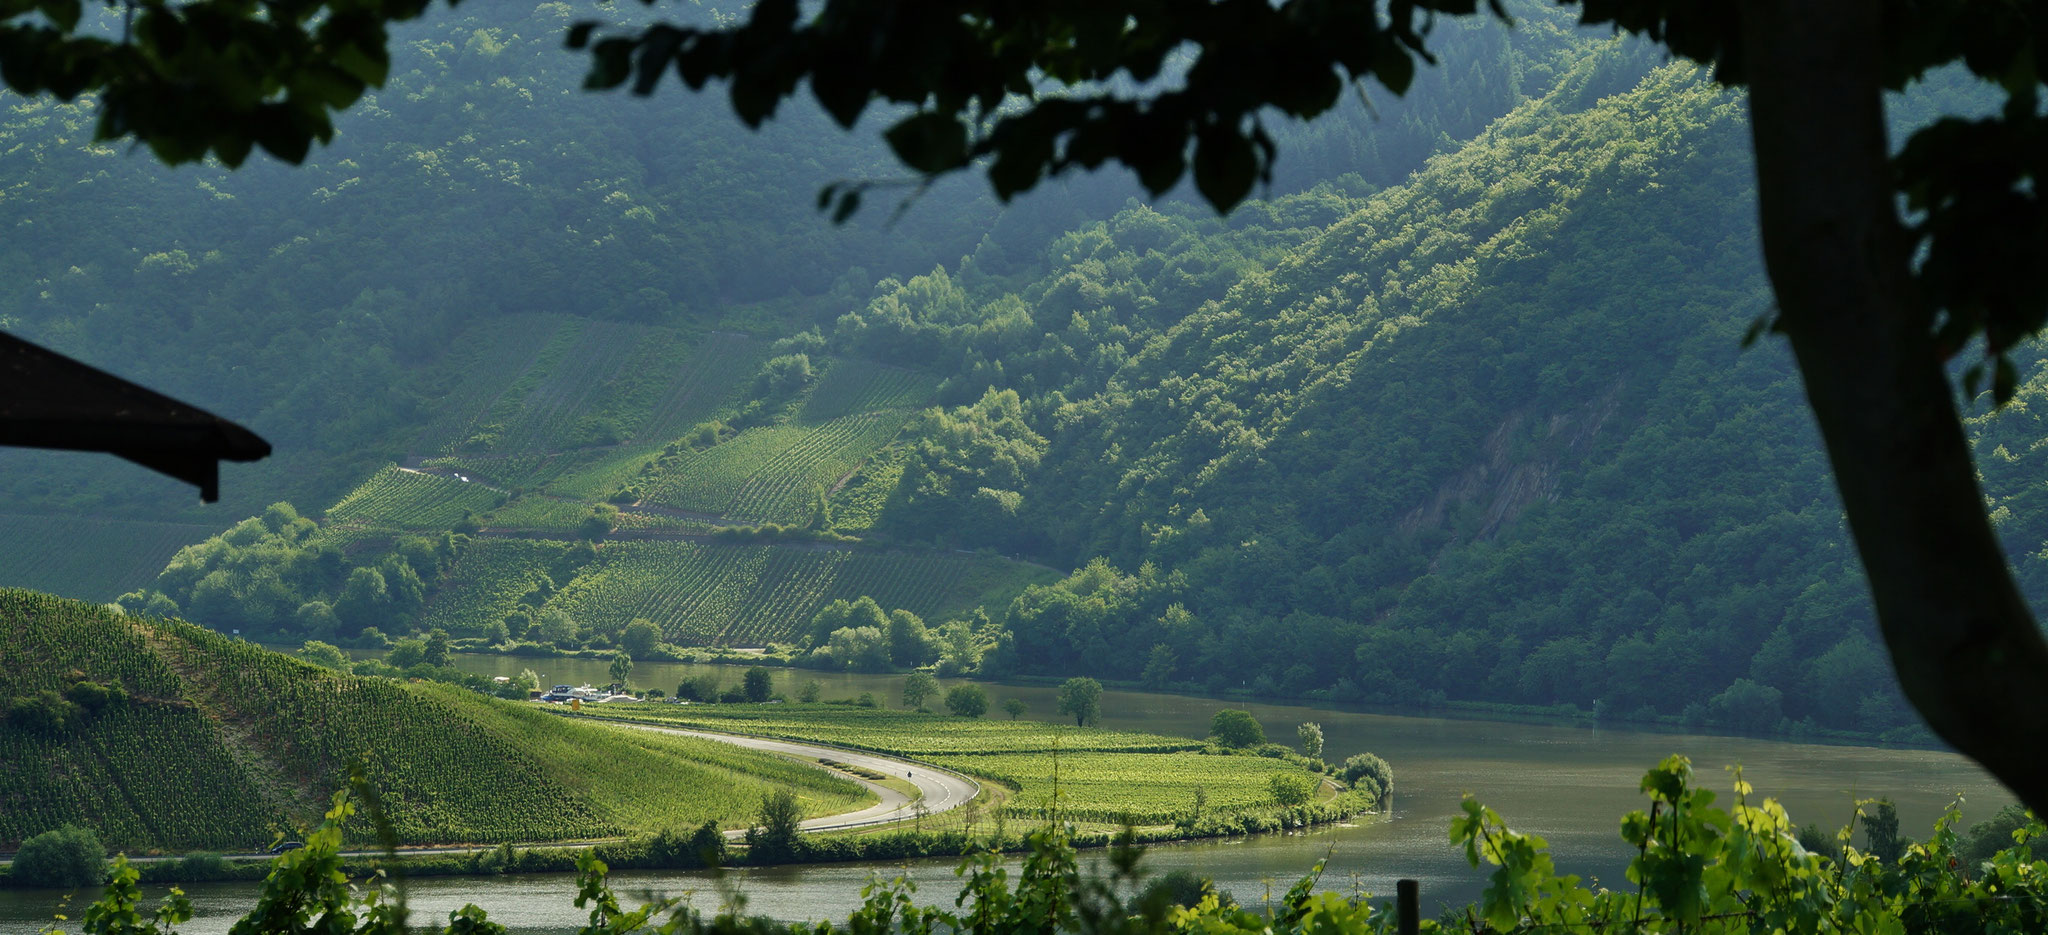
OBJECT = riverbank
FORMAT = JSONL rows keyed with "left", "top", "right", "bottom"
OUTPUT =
{"left": 347, "top": 642, "right": 1939, "bottom": 750}
{"left": 0, "top": 694, "right": 2013, "bottom": 934}
{"left": 1, "top": 699, "right": 1373, "bottom": 890}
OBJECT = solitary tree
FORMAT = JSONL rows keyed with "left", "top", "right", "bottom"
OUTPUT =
{"left": 1056, "top": 677, "right": 1103, "bottom": 727}
{"left": 902, "top": 671, "right": 940, "bottom": 711}
{"left": 743, "top": 666, "right": 774, "bottom": 703}
{"left": 620, "top": 619, "right": 661, "bottom": 655}
{"left": 297, "top": 640, "right": 349, "bottom": 670}
{"left": 386, "top": 638, "right": 426, "bottom": 670}
{"left": 11, "top": 824, "right": 105, "bottom": 888}
{"left": 1297, "top": 722, "right": 1324, "bottom": 761}
{"left": 1865, "top": 798, "right": 1906, "bottom": 863}
{"left": 945, "top": 683, "right": 990, "bottom": 718}
{"left": 1268, "top": 773, "right": 1316, "bottom": 808}
{"left": 747, "top": 789, "right": 804, "bottom": 862}
{"left": 1003, "top": 697, "right": 1029, "bottom": 721}
{"left": 1210, "top": 709, "right": 1266, "bottom": 749}
{"left": 16, "top": 0, "right": 2048, "bottom": 811}
{"left": 423, "top": 628, "right": 451, "bottom": 668}
{"left": 608, "top": 651, "right": 633, "bottom": 690}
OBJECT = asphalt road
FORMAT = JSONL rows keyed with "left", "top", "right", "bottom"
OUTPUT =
{"left": 605, "top": 721, "right": 981, "bottom": 836}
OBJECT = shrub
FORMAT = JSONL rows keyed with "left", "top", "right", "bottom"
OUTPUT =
{"left": 13, "top": 824, "right": 106, "bottom": 888}
{"left": 1340, "top": 752, "right": 1394, "bottom": 806}
{"left": 7, "top": 691, "right": 78, "bottom": 736}
{"left": 176, "top": 852, "right": 234, "bottom": 881}
{"left": 1268, "top": 773, "right": 1317, "bottom": 807}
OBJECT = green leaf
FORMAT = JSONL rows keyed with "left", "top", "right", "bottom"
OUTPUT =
{"left": 884, "top": 111, "right": 969, "bottom": 175}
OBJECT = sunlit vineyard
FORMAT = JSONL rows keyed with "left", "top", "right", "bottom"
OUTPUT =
{"left": 428, "top": 688, "right": 867, "bottom": 825}
{"left": 577, "top": 704, "right": 1318, "bottom": 826}
{"left": 420, "top": 453, "right": 555, "bottom": 486}
{"left": 640, "top": 410, "right": 911, "bottom": 523}
{"left": 539, "top": 541, "right": 1043, "bottom": 645}
{"left": 0, "top": 592, "right": 871, "bottom": 850}
{"left": 419, "top": 539, "right": 579, "bottom": 636}
{"left": 0, "top": 513, "right": 215, "bottom": 601}
{"left": 324, "top": 465, "right": 505, "bottom": 529}
{"left": 929, "top": 752, "right": 1316, "bottom": 823}
{"left": 587, "top": 705, "right": 1203, "bottom": 756}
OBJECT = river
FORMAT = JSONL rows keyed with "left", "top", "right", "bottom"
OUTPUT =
{"left": 0, "top": 655, "right": 2012, "bottom": 934}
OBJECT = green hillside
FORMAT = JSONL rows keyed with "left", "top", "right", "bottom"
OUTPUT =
{"left": 0, "top": 591, "right": 868, "bottom": 852}
{"left": 761, "top": 56, "right": 2014, "bottom": 738}
{"left": 535, "top": 541, "right": 1047, "bottom": 646}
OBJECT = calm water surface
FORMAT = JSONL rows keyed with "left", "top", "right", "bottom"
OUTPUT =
{"left": 0, "top": 656, "right": 2011, "bottom": 933}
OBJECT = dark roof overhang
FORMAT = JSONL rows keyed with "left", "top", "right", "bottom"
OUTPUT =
{"left": 0, "top": 332, "right": 270, "bottom": 502}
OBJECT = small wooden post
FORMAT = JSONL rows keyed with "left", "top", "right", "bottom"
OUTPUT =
{"left": 1397, "top": 879, "right": 1420, "bottom": 935}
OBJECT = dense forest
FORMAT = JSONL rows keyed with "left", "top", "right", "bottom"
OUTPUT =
{"left": 2, "top": 1, "right": 2035, "bottom": 742}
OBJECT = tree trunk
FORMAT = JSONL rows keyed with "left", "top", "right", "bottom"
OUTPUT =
{"left": 1741, "top": 0, "right": 2048, "bottom": 814}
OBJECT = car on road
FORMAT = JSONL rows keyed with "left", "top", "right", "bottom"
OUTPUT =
{"left": 267, "top": 841, "right": 305, "bottom": 854}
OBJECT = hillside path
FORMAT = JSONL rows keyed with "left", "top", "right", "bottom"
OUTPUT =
{"left": 599, "top": 719, "right": 981, "bottom": 836}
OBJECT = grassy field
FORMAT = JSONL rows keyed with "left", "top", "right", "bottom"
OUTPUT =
{"left": 576, "top": 704, "right": 1331, "bottom": 827}
{"left": 540, "top": 540, "right": 1052, "bottom": 645}
{"left": 0, "top": 514, "right": 217, "bottom": 601}
{"left": 0, "top": 591, "right": 868, "bottom": 852}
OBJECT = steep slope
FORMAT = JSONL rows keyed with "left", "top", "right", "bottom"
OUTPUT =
{"left": 0, "top": 591, "right": 867, "bottom": 852}
{"left": 823, "top": 56, "right": 1955, "bottom": 737}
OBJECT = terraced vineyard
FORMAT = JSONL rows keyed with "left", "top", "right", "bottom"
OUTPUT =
{"left": 481, "top": 494, "right": 599, "bottom": 534}
{"left": 412, "top": 322, "right": 768, "bottom": 481}
{"left": 483, "top": 319, "right": 646, "bottom": 454}
{"left": 0, "top": 591, "right": 869, "bottom": 851}
{"left": 539, "top": 541, "right": 1048, "bottom": 645}
{"left": 419, "top": 539, "right": 582, "bottom": 636}
{"left": 0, "top": 514, "right": 216, "bottom": 601}
{"left": 409, "top": 314, "right": 564, "bottom": 456}
{"left": 799, "top": 359, "right": 939, "bottom": 421}
{"left": 635, "top": 332, "right": 771, "bottom": 442}
{"left": 641, "top": 411, "right": 911, "bottom": 523}
{"left": 324, "top": 465, "right": 506, "bottom": 529}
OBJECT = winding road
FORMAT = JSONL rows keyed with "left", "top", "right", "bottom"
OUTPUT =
{"left": 604, "top": 721, "right": 981, "bottom": 836}
{"left": 0, "top": 717, "right": 983, "bottom": 867}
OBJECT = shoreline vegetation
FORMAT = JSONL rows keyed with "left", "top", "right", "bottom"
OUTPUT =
{"left": 332, "top": 640, "right": 1948, "bottom": 752}
{"left": 1, "top": 593, "right": 1378, "bottom": 890}
{"left": 9, "top": 758, "right": 2046, "bottom": 935}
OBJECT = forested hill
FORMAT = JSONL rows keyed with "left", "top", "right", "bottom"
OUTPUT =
{"left": 820, "top": 54, "right": 2031, "bottom": 740}
{"left": 0, "top": 1, "right": 1608, "bottom": 524}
